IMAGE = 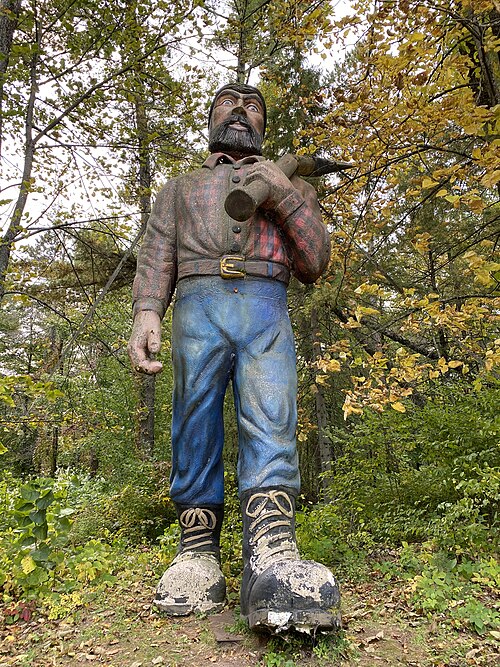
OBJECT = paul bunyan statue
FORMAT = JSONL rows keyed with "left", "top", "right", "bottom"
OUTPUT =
{"left": 128, "top": 83, "right": 341, "bottom": 633}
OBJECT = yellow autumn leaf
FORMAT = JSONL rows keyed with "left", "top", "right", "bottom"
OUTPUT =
{"left": 21, "top": 556, "right": 37, "bottom": 574}
{"left": 448, "top": 360, "right": 463, "bottom": 368}
{"left": 327, "top": 359, "right": 342, "bottom": 372}
{"left": 391, "top": 402, "right": 406, "bottom": 413}
{"left": 343, "top": 403, "right": 363, "bottom": 419}
{"left": 355, "top": 306, "right": 380, "bottom": 321}
{"left": 413, "top": 232, "right": 432, "bottom": 254}
{"left": 354, "top": 282, "right": 381, "bottom": 295}
{"left": 437, "top": 357, "right": 449, "bottom": 373}
{"left": 445, "top": 194, "right": 461, "bottom": 208}
{"left": 421, "top": 177, "right": 440, "bottom": 189}
{"left": 466, "top": 197, "right": 485, "bottom": 213}
{"left": 481, "top": 170, "right": 500, "bottom": 188}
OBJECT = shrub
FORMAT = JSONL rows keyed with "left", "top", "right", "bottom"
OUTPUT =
{"left": 0, "top": 476, "right": 116, "bottom": 618}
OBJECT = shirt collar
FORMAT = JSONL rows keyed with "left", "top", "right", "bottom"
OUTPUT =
{"left": 202, "top": 152, "right": 265, "bottom": 170}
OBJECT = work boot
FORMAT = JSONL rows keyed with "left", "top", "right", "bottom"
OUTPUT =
{"left": 240, "top": 488, "right": 341, "bottom": 633}
{"left": 154, "top": 505, "right": 226, "bottom": 615}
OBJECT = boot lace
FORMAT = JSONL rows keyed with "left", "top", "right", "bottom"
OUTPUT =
{"left": 245, "top": 490, "right": 300, "bottom": 573}
{"left": 179, "top": 508, "right": 217, "bottom": 551}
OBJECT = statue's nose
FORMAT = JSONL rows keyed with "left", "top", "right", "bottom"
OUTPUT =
{"left": 233, "top": 105, "right": 247, "bottom": 117}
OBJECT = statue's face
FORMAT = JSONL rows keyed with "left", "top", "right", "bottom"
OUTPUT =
{"left": 208, "top": 88, "right": 265, "bottom": 156}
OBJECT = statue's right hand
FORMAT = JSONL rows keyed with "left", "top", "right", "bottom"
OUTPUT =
{"left": 127, "top": 310, "right": 163, "bottom": 374}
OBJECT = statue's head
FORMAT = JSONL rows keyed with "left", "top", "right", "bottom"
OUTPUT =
{"left": 208, "top": 83, "right": 266, "bottom": 158}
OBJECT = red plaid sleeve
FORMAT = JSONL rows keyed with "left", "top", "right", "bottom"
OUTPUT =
{"left": 276, "top": 176, "right": 330, "bottom": 283}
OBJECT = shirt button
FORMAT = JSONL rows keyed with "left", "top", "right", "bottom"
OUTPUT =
{"left": 232, "top": 175, "right": 241, "bottom": 183}
{"left": 233, "top": 164, "right": 241, "bottom": 170}
{"left": 232, "top": 225, "right": 241, "bottom": 234}
{"left": 230, "top": 243, "right": 241, "bottom": 253}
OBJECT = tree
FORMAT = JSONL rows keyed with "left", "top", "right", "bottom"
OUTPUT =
{"left": 0, "top": 0, "right": 207, "bottom": 472}
{"left": 305, "top": 0, "right": 500, "bottom": 416}
{"left": 0, "top": 0, "right": 204, "bottom": 303}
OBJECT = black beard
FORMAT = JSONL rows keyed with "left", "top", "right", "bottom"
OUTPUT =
{"left": 208, "top": 115, "right": 263, "bottom": 156}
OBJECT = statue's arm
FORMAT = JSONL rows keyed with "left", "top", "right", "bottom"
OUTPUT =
{"left": 128, "top": 181, "right": 178, "bottom": 374}
{"left": 282, "top": 174, "right": 330, "bottom": 283}
{"left": 243, "top": 162, "right": 330, "bottom": 283}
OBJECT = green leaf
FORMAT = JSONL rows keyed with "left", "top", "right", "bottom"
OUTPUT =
{"left": 33, "top": 524, "right": 48, "bottom": 540}
{"left": 21, "top": 486, "right": 40, "bottom": 502}
{"left": 36, "top": 491, "right": 55, "bottom": 510}
{"left": 31, "top": 544, "right": 51, "bottom": 562}
{"left": 16, "top": 502, "right": 34, "bottom": 513}
{"left": 19, "top": 515, "right": 33, "bottom": 527}
{"left": 29, "top": 509, "right": 47, "bottom": 526}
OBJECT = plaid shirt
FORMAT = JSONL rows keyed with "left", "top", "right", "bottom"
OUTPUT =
{"left": 132, "top": 153, "right": 330, "bottom": 318}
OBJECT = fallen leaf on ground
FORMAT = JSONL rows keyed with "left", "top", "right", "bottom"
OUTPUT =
{"left": 363, "top": 630, "right": 385, "bottom": 645}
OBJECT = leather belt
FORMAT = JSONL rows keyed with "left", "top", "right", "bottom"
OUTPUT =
{"left": 178, "top": 256, "right": 290, "bottom": 285}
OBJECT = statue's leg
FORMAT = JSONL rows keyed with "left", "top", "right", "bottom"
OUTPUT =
{"left": 154, "top": 280, "right": 232, "bottom": 615}
{"left": 232, "top": 283, "right": 341, "bottom": 633}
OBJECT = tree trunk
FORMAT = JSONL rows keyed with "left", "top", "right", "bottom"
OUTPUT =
{"left": 0, "top": 42, "right": 38, "bottom": 302}
{"left": 0, "top": 0, "right": 22, "bottom": 152}
{"left": 49, "top": 426, "right": 58, "bottom": 477}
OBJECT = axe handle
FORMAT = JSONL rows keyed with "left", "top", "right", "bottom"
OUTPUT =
{"left": 224, "top": 154, "right": 299, "bottom": 222}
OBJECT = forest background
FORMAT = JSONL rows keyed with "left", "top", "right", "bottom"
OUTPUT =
{"left": 0, "top": 0, "right": 499, "bottom": 663}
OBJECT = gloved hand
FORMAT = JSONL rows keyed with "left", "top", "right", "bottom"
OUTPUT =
{"left": 243, "top": 161, "right": 297, "bottom": 211}
{"left": 127, "top": 310, "right": 163, "bottom": 374}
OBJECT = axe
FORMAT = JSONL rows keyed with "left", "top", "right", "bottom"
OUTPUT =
{"left": 224, "top": 153, "right": 354, "bottom": 222}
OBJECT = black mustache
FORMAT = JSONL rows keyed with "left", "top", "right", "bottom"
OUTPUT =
{"left": 220, "top": 114, "right": 252, "bottom": 130}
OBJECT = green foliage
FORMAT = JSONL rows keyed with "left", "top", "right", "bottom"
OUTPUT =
{"left": 66, "top": 462, "right": 175, "bottom": 544}
{"left": 261, "top": 652, "right": 297, "bottom": 667}
{"left": 0, "top": 475, "right": 116, "bottom": 618}
{"left": 296, "top": 501, "right": 371, "bottom": 581}
{"left": 376, "top": 543, "right": 500, "bottom": 635}
{"left": 322, "top": 381, "right": 500, "bottom": 552}
{"left": 259, "top": 629, "right": 353, "bottom": 667}
{"left": 219, "top": 472, "right": 243, "bottom": 598}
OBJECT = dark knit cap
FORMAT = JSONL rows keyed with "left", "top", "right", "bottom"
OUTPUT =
{"left": 208, "top": 83, "right": 267, "bottom": 135}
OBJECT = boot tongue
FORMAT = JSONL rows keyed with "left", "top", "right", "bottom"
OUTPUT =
{"left": 245, "top": 490, "right": 300, "bottom": 574}
{"left": 178, "top": 507, "right": 220, "bottom": 554}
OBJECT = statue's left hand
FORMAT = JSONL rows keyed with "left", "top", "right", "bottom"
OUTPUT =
{"left": 128, "top": 310, "right": 163, "bottom": 374}
{"left": 243, "top": 161, "right": 296, "bottom": 211}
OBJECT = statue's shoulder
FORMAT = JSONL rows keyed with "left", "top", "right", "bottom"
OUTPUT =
{"left": 160, "top": 166, "right": 208, "bottom": 190}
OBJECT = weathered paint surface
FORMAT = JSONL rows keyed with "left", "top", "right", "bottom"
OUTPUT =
{"left": 241, "top": 490, "right": 341, "bottom": 633}
{"left": 154, "top": 552, "right": 226, "bottom": 615}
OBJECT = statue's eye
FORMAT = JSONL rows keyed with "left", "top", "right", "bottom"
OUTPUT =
{"left": 247, "top": 103, "right": 259, "bottom": 112}
{"left": 220, "top": 98, "right": 234, "bottom": 106}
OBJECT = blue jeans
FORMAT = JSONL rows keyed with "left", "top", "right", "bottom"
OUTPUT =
{"left": 169, "top": 276, "right": 300, "bottom": 506}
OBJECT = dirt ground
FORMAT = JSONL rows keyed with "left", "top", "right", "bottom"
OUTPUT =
{"left": 1, "top": 579, "right": 499, "bottom": 667}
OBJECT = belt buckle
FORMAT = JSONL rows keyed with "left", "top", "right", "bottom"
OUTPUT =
{"left": 220, "top": 255, "right": 245, "bottom": 279}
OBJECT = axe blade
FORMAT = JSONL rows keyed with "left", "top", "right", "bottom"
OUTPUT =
{"left": 295, "top": 155, "right": 355, "bottom": 177}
